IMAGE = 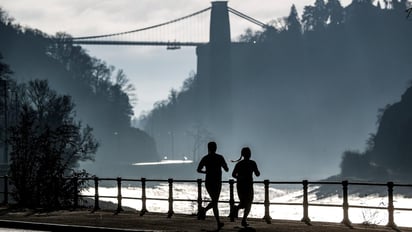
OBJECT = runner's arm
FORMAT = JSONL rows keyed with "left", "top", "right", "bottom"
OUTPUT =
{"left": 197, "top": 158, "right": 206, "bottom": 174}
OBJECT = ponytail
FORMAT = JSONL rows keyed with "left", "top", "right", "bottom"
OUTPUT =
{"left": 231, "top": 147, "right": 251, "bottom": 162}
{"left": 231, "top": 155, "right": 242, "bottom": 163}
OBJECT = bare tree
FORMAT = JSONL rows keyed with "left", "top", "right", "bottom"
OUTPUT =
{"left": 8, "top": 79, "right": 98, "bottom": 209}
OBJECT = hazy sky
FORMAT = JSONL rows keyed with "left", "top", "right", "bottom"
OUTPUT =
{"left": 0, "top": 0, "right": 351, "bottom": 117}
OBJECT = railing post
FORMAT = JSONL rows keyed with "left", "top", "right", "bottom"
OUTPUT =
{"left": 140, "top": 178, "right": 148, "bottom": 216}
{"left": 167, "top": 178, "right": 174, "bottom": 218}
{"left": 3, "top": 175, "right": 8, "bottom": 205}
{"left": 341, "top": 180, "right": 351, "bottom": 226}
{"left": 115, "top": 177, "right": 123, "bottom": 214}
{"left": 197, "top": 178, "right": 202, "bottom": 219}
{"left": 229, "top": 179, "right": 235, "bottom": 222}
{"left": 73, "top": 176, "right": 78, "bottom": 209}
{"left": 93, "top": 176, "right": 100, "bottom": 212}
{"left": 263, "top": 179, "right": 272, "bottom": 224}
{"left": 386, "top": 182, "right": 397, "bottom": 228}
{"left": 301, "top": 180, "right": 311, "bottom": 224}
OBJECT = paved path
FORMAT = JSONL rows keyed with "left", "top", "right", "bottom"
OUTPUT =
{"left": 0, "top": 209, "right": 411, "bottom": 232}
{"left": 0, "top": 229, "right": 48, "bottom": 232}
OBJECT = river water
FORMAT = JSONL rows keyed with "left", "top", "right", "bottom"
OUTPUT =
{"left": 81, "top": 182, "right": 412, "bottom": 227}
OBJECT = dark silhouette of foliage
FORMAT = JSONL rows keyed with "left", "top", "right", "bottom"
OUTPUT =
{"left": 302, "top": 0, "right": 328, "bottom": 32}
{"left": 0, "top": 11, "right": 159, "bottom": 177}
{"left": 8, "top": 79, "right": 98, "bottom": 209}
{"left": 340, "top": 150, "right": 367, "bottom": 178}
{"left": 339, "top": 84, "right": 412, "bottom": 182}
{"left": 369, "top": 85, "right": 412, "bottom": 181}
{"left": 0, "top": 53, "right": 12, "bottom": 79}
{"left": 0, "top": 54, "right": 13, "bottom": 162}
{"left": 339, "top": 149, "right": 387, "bottom": 180}
{"left": 286, "top": 5, "right": 302, "bottom": 35}
{"left": 238, "top": 28, "right": 262, "bottom": 43}
{"left": 326, "top": 0, "right": 345, "bottom": 25}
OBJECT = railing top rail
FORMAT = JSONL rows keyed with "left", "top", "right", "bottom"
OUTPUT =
{"left": 173, "top": 179, "right": 199, "bottom": 183}
{"left": 308, "top": 181, "right": 387, "bottom": 186}
{"left": 308, "top": 181, "right": 341, "bottom": 185}
{"left": 394, "top": 183, "right": 412, "bottom": 187}
{"left": 348, "top": 182, "right": 388, "bottom": 187}
{"left": 2, "top": 176, "right": 412, "bottom": 187}
{"left": 267, "top": 181, "right": 302, "bottom": 185}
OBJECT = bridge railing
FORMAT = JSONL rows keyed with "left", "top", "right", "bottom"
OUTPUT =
{"left": 1, "top": 176, "right": 411, "bottom": 228}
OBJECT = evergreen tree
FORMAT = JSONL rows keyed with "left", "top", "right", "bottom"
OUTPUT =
{"left": 326, "top": 0, "right": 345, "bottom": 25}
{"left": 391, "top": 0, "right": 408, "bottom": 11}
{"left": 286, "top": 4, "right": 302, "bottom": 35}
{"left": 302, "top": 0, "right": 328, "bottom": 31}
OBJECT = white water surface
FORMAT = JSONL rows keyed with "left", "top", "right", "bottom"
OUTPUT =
{"left": 82, "top": 183, "right": 412, "bottom": 227}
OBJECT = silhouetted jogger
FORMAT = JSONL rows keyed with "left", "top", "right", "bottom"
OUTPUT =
{"left": 231, "top": 147, "right": 260, "bottom": 227}
{"left": 197, "top": 141, "right": 229, "bottom": 230}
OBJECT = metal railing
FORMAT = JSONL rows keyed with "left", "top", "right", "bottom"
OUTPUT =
{"left": 1, "top": 176, "right": 411, "bottom": 228}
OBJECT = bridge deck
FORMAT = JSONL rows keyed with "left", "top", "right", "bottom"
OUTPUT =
{"left": 69, "top": 40, "right": 206, "bottom": 47}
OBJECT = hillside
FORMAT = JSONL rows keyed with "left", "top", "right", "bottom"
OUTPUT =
{"left": 0, "top": 8, "right": 158, "bottom": 177}
{"left": 338, "top": 84, "right": 412, "bottom": 183}
{"left": 140, "top": 0, "right": 412, "bottom": 180}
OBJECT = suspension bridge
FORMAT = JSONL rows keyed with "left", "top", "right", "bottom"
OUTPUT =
{"left": 64, "top": 1, "right": 271, "bottom": 49}
{"left": 62, "top": 1, "right": 274, "bottom": 138}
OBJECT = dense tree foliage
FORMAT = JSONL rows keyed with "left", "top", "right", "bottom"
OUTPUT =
{"left": 0, "top": 54, "right": 12, "bottom": 166}
{"left": 286, "top": 5, "right": 302, "bottom": 35}
{"left": 8, "top": 79, "right": 98, "bottom": 208}
{"left": 0, "top": 54, "right": 12, "bottom": 79}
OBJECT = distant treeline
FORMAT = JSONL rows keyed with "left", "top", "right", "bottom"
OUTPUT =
{"left": 139, "top": 0, "right": 412, "bottom": 181}
{"left": 0, "top": 8, "right": 158, "bottom": 177}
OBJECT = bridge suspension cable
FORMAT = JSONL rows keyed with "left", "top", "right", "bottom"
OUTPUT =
{"left": 61, "top": 5, "right": 270, "bottom": 47}
{"left": 228, "top": 7, "right": 270, "bottom": 29}
{"left": 72, "top": 7, "right": 211, "bottom": 41}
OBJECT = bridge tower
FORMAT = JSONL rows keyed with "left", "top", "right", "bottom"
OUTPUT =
{"left": 210, "top": 1, "right": 231, "bottom": 44}
{"left": 196, "top": 1, "right": 232, "bottom": 139}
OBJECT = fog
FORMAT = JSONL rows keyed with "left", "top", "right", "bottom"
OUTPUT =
{"left": 1, "top": 0, "right": 411, "bottom": 181}
{"left": 139, "top": 1, "right": 412, "bottom": 180}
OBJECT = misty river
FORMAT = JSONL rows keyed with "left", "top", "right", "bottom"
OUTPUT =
{"left": 82, "top": 182, "right": 412, "bottom": 227}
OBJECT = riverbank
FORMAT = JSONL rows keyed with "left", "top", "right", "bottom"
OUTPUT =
{"left": 0, "top": 207, "right": 411, "bottom": 232}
